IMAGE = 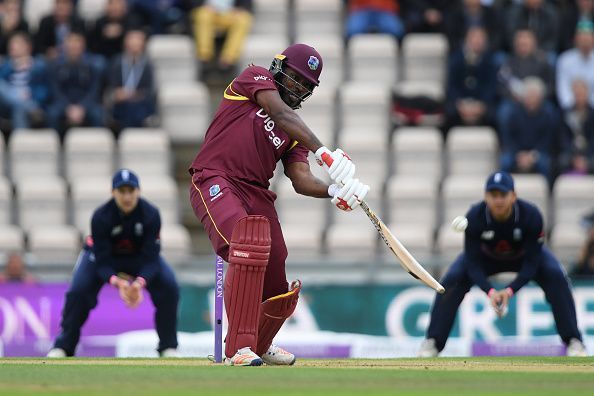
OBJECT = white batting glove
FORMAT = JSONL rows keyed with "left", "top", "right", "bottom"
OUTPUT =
{"left": 315, "top": 146, "right": 356, "bottom": 184}
{"left": 328, "top": 179, "right": 370, "bottom": 211}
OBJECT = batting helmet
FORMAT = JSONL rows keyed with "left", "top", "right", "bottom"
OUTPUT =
{"left": 270, "top": 43, "right": 323, "bottom": 109}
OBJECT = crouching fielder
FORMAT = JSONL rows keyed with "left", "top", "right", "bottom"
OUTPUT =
{"left": 189, "top": 44, "right": 369, "bottom": 366}
{"left": 419, "top": 171, "right": 586, "bottom": 357}
{"left": 48, "top": 169, "right": 180, "bottom": 358}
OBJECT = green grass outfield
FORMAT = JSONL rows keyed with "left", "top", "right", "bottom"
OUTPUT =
{"left": 1, "top": 357, "right": 593, "bottom": 396}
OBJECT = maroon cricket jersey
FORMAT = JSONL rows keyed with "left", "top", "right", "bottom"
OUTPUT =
{"left": 189, "top": 66, "right": 309, "bottom": 189}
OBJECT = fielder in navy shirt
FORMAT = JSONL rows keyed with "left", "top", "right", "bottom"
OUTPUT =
{"left": 48, "top": 169, "right": 179, "bottom": 358}
{"left": 419, "top": 171, "right": 587, "bottom": 357}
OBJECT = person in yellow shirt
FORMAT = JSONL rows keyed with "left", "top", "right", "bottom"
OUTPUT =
{"left": 191, "top": 0, "right": 253, "bottom": 75}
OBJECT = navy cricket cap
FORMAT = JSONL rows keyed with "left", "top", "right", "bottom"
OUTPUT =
{"left": 112, "top": 169, "right": 140, "bottom": 189}
{"left": 485, "top": 171, "right": 514, "bottom": 192}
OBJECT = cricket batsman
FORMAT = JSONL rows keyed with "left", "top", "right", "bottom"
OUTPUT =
{"left": 419, "top": 171, "right": 587, "bottom": 357}
{"left": 189, "top": 44, "right": 370, "bottom": 366}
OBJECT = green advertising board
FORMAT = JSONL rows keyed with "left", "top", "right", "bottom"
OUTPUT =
{"left": 177, "top": 281, "right": 594, "bottom": 339}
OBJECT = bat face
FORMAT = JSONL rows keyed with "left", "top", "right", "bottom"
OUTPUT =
{"left": 360, "top": 202, "right": 445, "bottom": 294}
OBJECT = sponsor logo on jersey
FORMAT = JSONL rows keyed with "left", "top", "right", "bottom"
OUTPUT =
{"left": 254, "top": 75, "right": 269, "bottom": 81}
{"left": 481, "top": 230, "right": 495, "bottom": 240}
{"left": 256, "top": 108, "right": 286, "bottom": 149}
{"left": 233, "top": 250, "right": 250, "bottom": 258}
{"left": 308, "top": 56, "right": 319, "bottom": 70}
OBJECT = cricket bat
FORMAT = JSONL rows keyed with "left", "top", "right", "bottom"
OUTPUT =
{"left": 320, "top": 151, "right": 445, "bottom": 294}
{"left": 359, "top": 201, "right": 445, "bottom": 294}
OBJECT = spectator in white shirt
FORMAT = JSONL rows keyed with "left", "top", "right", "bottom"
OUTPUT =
{"left": 556, "top": 20, "right": 594, "bottom": 110}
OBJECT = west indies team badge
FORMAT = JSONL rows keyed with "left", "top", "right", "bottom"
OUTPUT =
{"left": 209, "top": 184, "right": 221, "bottom": 197}
{"left": 308, "top": 56, "right": 319, "bottom": 70}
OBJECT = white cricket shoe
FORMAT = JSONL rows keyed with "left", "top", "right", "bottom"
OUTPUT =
{"left": 261, "top": 344, "right": 296, "bottom": 366}
{"left": 566, "top": 338, "right": 587, "bottom": 357}
{"left": 160, "top": 348, "right": 180, "bottom": 358}
{"left": 46, "top": 348, "right": 67, "bottom": 358}
{"left": 224, "top": 347, "right": 263, "bottom": 366}
{"left": 418, "top": 338, "right": 439, "bottom": 358}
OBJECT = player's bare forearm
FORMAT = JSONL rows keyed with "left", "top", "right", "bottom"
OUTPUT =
{"left": 256, "top": 89, "right": 324, "bottom": 152}
{"left": 285, "top": 161, "right": 330, "bottom": 198}
{"left": 273, "top": 109, "right": 324, "bottom": 151}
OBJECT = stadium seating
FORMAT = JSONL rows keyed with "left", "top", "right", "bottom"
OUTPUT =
{"left": 23, "top": 0, "right": 54, "bottom": 32}
{"left": 385, "top": 222, "right": 434, "bottom": 260}
{"left": 440, "top": 175, "right": 486, "bottom": 229}
{"left": 240, "top": 35, "right": 288, "bottom": 69}
{"left": 9, "top": 129, "right": 60, "bottom": 179}
{"left": 160, "top": 224, "right": 192, "bottom": 267}
{"left": 252, "top": 0, "right": 289, "bottom": 36}
{"left": 119, "top": 128, "right": 172, "bottom": 180}
{"left": 550, "top": 176, "right": 594, "bottom": 262}
{"left": 392, "top": 127, "right": 443, "bottom": 181}
{"left": 338, "top": 129, "right": 388, "bottom": 188}
{"left": 275, "top": 177, "right": 327, "bottom": 255}
{"left": 16, "top": 176, "right": 68, "bottom": 232}
{"left": 435, "top": 223, "right": 464, "bottom": 263}
{"left": 77, "top": 0, "right": 108, "bottom": 22}
{"left": 325, "top": 222, "right": 378, "bottom": 259}
{"left": 294, "top": 0, "right": 342, "bottom": 38}
{"left": 385, "top": 175, "right": 437, "bottom": 260}
{"left": 325, "top": 191, "right": 381, "bottom": 258}
{"left": 401, "top": 33, "right": 448, "bottom": 84}
{"left": 28, "top": 225, "right": 81, "bottom": 265}
{"left": 445, "top": 127, "right": 498, "bottom": 176}
{"left": 339, "top": 82, "right": 391, "bottom": 132}
{"left": 549, "top": 223, "right": 587, "bottom": 267}
{"left": 0, "top": 134, "right": 5, "bottom": 176}
{"left": 552, "top": 175, "right": 594, "bottom": 228}
{"left": 391, "top": 80, "right": 445, "bottom": 127}
{"left": 347, "top": 34, "right": 398, "bottom": 84}
{"left": 512, "top": 174, "right": 549, "bottom": 226}
{"left": 386, "top": 175, "right": 438, "bottom": 231}
{"left": 140, "top": 176, "right": 180, "bottom": 225}
{"left": 147, "top": 35, "right": 198, "bottom": 87}
{"left": 0, "top": 177, "right": 12, "bottom": 225}
{"left": 64, "top": 127, "right": 115, "bottom": 182}
{"left": 158, "top": 82, "right": 210, "bottom": 144}
{"left": 0, "top": 225, "right": 25, "bottom": 253}
{"left": 70, "top": 177, "right": 111, "bottom": 235}
{"left": 295, "top": 82, "right": 337, "bottom": 144}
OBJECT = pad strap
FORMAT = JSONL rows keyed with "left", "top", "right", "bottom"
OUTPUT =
{"left": 224, "top": 216, "right": 271, "bottom": 358}
{"left": 256, "top": 280, "right": 301, "bottom": 356}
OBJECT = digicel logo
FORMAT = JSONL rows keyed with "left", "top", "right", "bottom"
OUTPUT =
{"left": 256, "top": 108, "right": 286, "bottom": 149}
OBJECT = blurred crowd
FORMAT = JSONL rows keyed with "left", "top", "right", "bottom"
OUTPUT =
{"left": 0, "top": 0, "right": 255, "bottom": 139}
{"left": 1, "top": 0, "right": 592, "bottom": 180}
{"left": 352, "top": 0, "right": 594, "bottom": 183}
